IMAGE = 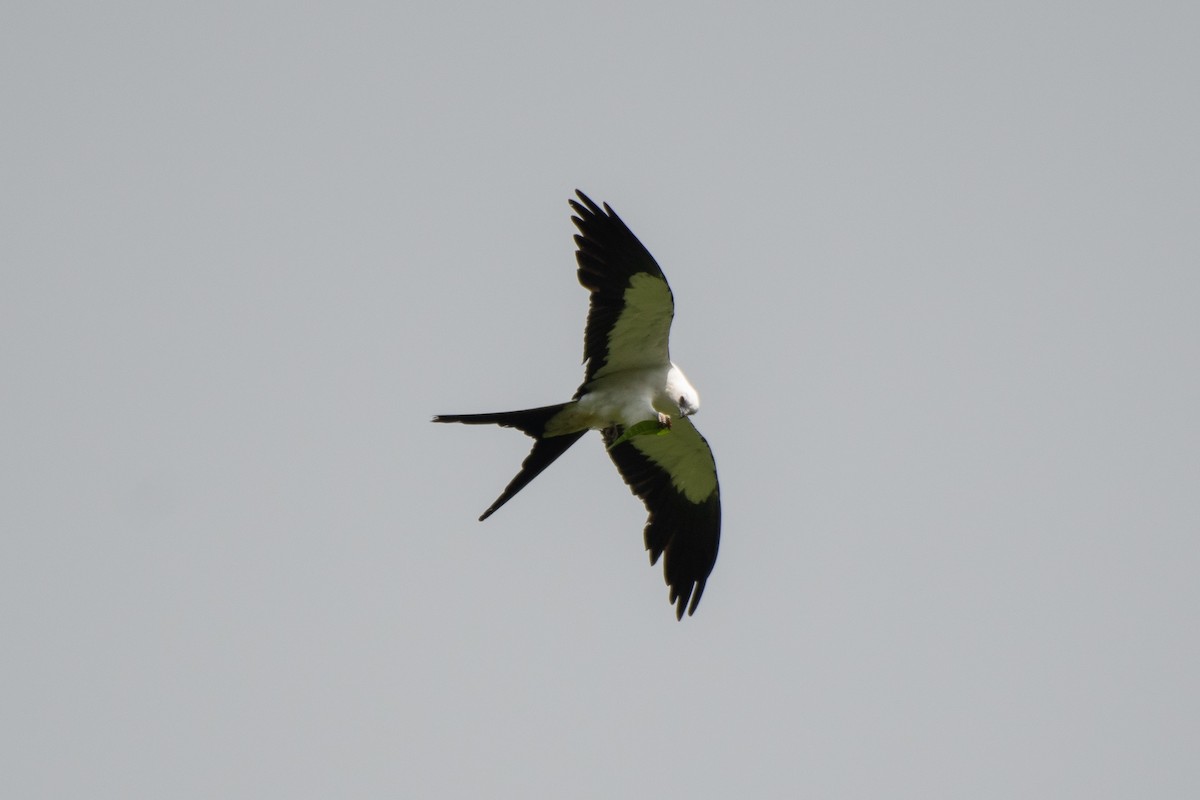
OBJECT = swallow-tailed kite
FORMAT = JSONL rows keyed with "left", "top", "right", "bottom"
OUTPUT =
{"left": 434, "top": 191, "right": 720, "bottom": 619}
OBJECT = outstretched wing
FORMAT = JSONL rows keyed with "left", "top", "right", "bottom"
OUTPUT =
{"left": 571, "top": 190, "right": 675, "bottom": 383}
{"left": 604, "top": 416, "right": 721, "bottom": 619}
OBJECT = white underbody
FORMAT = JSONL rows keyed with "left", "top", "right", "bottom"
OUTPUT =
{"left": 543, "top": 362, "right": 699, "bottom": 438}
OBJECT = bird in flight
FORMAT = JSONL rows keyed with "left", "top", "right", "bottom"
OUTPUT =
{"left": 434, "top": 191, "right": 720, "bottom": 619}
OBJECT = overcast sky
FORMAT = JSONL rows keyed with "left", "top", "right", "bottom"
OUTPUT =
{"left": 4, "top": 2, "right": 1198, "bottom": 797}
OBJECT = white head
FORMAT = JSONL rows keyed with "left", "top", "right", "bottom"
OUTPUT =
{"left": 667, "top": 362, "right": 701, "bottom": 416}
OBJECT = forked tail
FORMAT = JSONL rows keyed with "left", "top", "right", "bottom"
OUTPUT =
{"left": 432, "top": 403, "right": 586, "bottom": 520}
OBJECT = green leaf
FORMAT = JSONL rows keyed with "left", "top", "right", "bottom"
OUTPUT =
{"left": 607, "top": 419, "right": 671, "bottom": 450}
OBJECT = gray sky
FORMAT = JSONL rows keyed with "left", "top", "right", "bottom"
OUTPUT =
{"left": 4, "top": 2, "right": 1198, "bottom": 797}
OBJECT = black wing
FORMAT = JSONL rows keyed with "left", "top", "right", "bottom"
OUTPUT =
{"left": 571, "top": 191, "right": 676, "bottom": 383}
{"left": 604, "top": 417, "right": 721, "bottom": 619}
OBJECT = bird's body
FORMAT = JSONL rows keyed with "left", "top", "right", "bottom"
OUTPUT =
{"left": 543, "top": 363, "right": 697, "bottom": 437}
{"left": 434, "top": 191, "right": 721, "bottom": 619}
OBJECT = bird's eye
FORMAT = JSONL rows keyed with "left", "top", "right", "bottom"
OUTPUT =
{"left": 678, "top": 395, "right": 686, "bottom": 407}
